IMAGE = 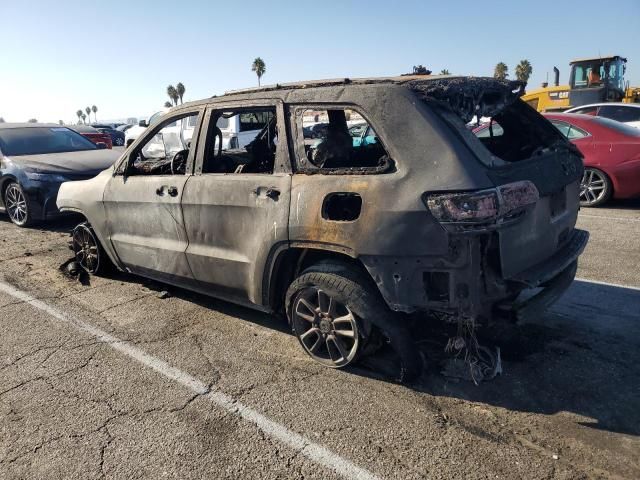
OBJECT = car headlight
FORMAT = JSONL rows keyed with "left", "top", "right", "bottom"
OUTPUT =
{"left": 24, "top": 171, "right": 69, "bottom": 182}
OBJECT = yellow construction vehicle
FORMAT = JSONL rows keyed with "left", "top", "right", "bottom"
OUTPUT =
{"left": 521, "top": 55, "right": 640, "bottom": 112}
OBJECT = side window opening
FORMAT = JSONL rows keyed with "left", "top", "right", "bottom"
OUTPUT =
{"left": 600, "top": 105, "right": 640, "bottom": 123}
{"left": 127, "top": 112, "right": 198, "bottom": 176}
{"left": 549, "top": 121, "right": 588, "bottom": 140}
{"left": 202, "top": 107, "right": 277, "bottom": 174}
{"left": 298, "top": 108, "right": 392, "bottom": 173}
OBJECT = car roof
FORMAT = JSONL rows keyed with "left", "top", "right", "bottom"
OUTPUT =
{"left": 221, "top": 74, "right": 457, "bottom": 97}
{"left": 569, "top": 55, "right": 626, "bottom": 64}
{"left": 0, "top": 122, "right": 63, "bottom": 129}
{"left": 66, "top": 124, "right": 100, "bottom": 133}
{"left": 543, "top": 113, "right": 599, "bottom": 121}
{"left": 566, "top": 102, "right": 640, "bottom": 111}
{"left": 169, "top": 75, "right": 513, "bottom": 112}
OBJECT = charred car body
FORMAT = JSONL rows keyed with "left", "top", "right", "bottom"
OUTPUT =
{"left": 57, "top": 76, "right": 588, "bottom": 378}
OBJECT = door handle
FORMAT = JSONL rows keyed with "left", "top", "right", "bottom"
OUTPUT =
{"left": 266, "top": 188, "right": 280, "bottom": 200}
{"left": 252, "top": 186, "right": 280, "bottom": 200}
{"left": 156, "top": 185, "right": 179, "bottom": 197}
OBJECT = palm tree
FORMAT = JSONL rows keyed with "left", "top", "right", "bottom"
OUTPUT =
{"left": 164, "top": 101, "right": 173, "bottom": 108}
{"left": 76, "top": 110, "right": 83, "bottom": 124}
{"left": 251, "top": 57, "right": 266, "bottom": 86}
{"left": 494, "top": 62, "right": 509, "bottom": 80}
{"left": 81, "top": 113, "right": 87, "bottom": 124}
{"left": 91, "top": 105, "right": 97, "bottom": 122}
{"left": 515, "top": 59, "right": 533, "bottom": 84}
{"left": 167, "top": 85, "right": 179, "bottom": 106}
{"left": 439, "top": 69, "right": 450, "bottom": 75}
{"left": 85, "top": 107, "right": 91, "bottom": 124}
{"left": 176, "top": 82, "right": 185, "bottom": 104}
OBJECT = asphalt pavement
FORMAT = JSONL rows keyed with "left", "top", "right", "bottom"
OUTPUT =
{"left": 1, "top": 199, "right": 639, "bottom": 479}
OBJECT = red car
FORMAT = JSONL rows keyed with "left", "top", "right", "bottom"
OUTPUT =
{"left": 67, "top": 125, "right": 113, "bottom": 149}
{"left": 474, "top": 114, "right": 640, "bottom": 206}
{"left": 543, "top": 113, "right": 640, "bottom": 206}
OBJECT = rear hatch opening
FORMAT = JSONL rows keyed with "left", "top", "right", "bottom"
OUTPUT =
{"left": 411, "top": 77, "right": 586, "bottom": 281}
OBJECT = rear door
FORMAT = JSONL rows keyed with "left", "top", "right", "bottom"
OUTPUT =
{"left": 103, "top": 109, "right": 203, "bottom": 286}
{"left": 181, "top": 101, "right": 291, "bottom": 305}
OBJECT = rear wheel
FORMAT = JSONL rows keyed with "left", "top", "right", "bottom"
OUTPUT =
{"left": 286, "top": 262, "right": 423, "bottom": 381}
{"left": 580, "top": 168, "right": 612, "bottom": 207}
{"left": 72, "top": 222, "right": 109, "bottom": 274}
{"left": 4, "top": 182, "right": 33, "bottom": 227}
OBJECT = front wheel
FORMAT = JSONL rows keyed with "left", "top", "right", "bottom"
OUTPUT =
{"left": 71, "top": 222, "right": 109, "bottom": 274}
{"left": 4, "top": 182, "right": 33, "bottom": 227}
{"left": 580, "top": 168, "right": 612, "bottom": 207}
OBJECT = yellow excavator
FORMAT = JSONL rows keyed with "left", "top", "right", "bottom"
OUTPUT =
{"left": 521, "top": 55, "right": 640, "bottom": 112}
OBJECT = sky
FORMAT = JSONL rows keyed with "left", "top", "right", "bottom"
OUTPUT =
{"left": 1, "top": 0, "right": 639, "bottom": 123}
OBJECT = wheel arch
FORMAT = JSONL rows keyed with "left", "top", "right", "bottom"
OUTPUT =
{"left": 0, "top": 175, "right": 18, "bottom": 204}
{"left": 263, "top": 244, "right": 375, "bottom": 313}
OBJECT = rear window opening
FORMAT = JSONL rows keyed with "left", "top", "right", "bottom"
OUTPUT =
{"left": 472, "top": 101, "right": 563, "bottom": 162}
{"left": 412, "top": 78, "right": 568, "bottom": 164}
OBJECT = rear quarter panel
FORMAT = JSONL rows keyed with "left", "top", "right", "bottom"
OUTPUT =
{"left": 286, "top": 84, "right": 494, "bottom": 258}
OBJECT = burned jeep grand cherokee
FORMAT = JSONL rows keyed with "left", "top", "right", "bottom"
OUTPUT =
{"left": 57, "top": 76, "right": 588, "bottom": 379}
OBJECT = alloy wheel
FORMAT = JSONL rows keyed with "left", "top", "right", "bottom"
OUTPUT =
{"left": 72, "top": 224, "right": 101, "bottom": 273}
{"left": 5, "top": 184, "right": 29, "bottom": 226}
{"left": 291, "top": 287, "right": 360, "bottom": 368}
{"left": 580, "top": 168, "right": 607, "bottom": 205}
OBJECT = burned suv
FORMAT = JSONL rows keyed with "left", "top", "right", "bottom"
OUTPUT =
{"left": 57, "top": 76, "right": 588, "bottom": 379}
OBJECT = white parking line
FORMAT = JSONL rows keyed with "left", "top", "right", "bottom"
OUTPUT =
{"left": 575, "top": 277, "right": 640, "bottom": 291}
{"left": 579, "top": 213, "right": 640, "bottom": 223}
{"left": 0, "top": 280, "right": 381, "bottom": 480}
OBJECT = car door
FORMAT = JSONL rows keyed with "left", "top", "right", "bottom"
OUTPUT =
{"left": 181, "top": 101, "right": 291, "bottom": 306}
{"left": 103, "top": 108, "right": 203, "bottom": 286}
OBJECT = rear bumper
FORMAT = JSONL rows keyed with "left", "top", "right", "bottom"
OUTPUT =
{"left": 507, "top": 228, "right": 589, "bottom": 288}
{"left": 362, "top": 228, "right": 589, "bottom": 318}
{"left": 507, "top": 260, "right": 578, "bottom": 323}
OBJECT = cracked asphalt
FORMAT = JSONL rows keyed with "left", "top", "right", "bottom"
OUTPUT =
{"left": 1, "top": 199, "right": 639, "bottom": 479}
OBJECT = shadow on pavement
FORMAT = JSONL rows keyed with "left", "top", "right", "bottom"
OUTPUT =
{"left": 405, "top": 279, "right": 640, "bottom": 436}
{"left": 58, "top": 251, "right": 640, "bottom": 437}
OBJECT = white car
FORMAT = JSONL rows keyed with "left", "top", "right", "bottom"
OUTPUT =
{"left": 125, "top": 110, "right": 269, "bottom": 151}
{"left": 564, "top": 103, "right": 640, "bottom": 129}
{"left": 125, "top": 110, "right": 166, "bottom": 147}
{"left": 217, "top": 111, "right": 272, "bottom": 149}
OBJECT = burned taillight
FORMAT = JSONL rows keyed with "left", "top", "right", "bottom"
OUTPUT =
{"left": 424, "top": 181, "right": 539, "bottom": 225}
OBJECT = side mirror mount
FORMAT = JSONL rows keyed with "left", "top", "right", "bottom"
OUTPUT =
{"left": 138, "top": 120, "right": 148, "bottom": 127}
{"left": 95, "top": 142, "right": 107, "bottom": 149}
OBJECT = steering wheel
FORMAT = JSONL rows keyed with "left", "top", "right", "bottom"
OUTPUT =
{"left": 170, "top": 149, "right": 189, "bottom": 174}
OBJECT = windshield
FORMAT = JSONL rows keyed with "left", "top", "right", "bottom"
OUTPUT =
{"left": 571, "top": 59, "right": 625, "bottom": 91}
{"left": 0, "top": 127, "right": 97, "bottom": 156}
